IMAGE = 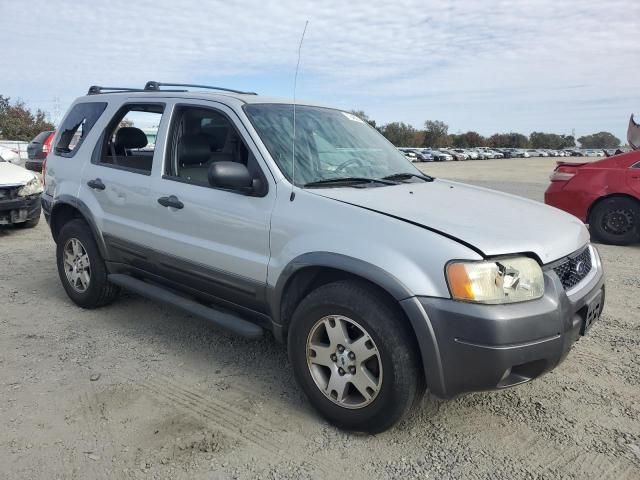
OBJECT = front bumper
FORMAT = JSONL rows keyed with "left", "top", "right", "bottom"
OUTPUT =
{"left": 0, "top": 194, "right": 41, "bottom": 225}
{"left": 401, "top": 252, "right": 605, "bottom": 399}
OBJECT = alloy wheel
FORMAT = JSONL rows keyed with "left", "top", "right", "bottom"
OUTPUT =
{"left": 63, "top": 238, "right": 91, "bottom": 293}
{"left": 306, "top": 315, "right": 383, "bottom": 409}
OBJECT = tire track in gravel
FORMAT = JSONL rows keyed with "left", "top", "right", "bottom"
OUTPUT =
{"left": 76, "top": 390, "right": 120, "bottom": 480}
{"left": 112, "top": 371, "right": 333, "bottom": 476}
{"left": 445, "top": 411, "right": 638, "bottom": 479}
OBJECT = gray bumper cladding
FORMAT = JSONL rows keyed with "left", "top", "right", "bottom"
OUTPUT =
{"left": 402, "top": 268, "right": 605, "bottom": 399}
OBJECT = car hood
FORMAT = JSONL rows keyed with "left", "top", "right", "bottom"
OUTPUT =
{"left": 0, "top": 161, "right": 35, "bottom": 186}
{"left": 312, "top": 179, "right": 589, "bottom": 264}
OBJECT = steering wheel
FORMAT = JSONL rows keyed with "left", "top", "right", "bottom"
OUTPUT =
{"left": 335, "top": 158, "right": 366, "bottom": 174}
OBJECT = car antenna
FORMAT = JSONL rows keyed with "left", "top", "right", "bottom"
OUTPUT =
{"left": 290, "top": 20, "right": 309, "bottom": 202}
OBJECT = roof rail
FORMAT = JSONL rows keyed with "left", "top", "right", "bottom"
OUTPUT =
{"left": 144, "top": 81, "right": 257, "bottom": 95}
{"left": 87, "top": 85, "right": 146, "bottom": 95}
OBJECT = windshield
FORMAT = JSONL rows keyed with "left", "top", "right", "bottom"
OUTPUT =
{"left": 244, "top": 104, "right": 420, "bottom": 186}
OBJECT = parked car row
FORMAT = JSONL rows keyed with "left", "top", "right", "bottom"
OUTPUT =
{"left": 399, "top": 146, "right": 612, "bottom": 162}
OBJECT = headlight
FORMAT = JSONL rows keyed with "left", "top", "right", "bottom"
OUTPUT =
{"left": 18, "top": 176, "right": 43, "bottom": 196}
{"left": 446, "top": 256, "right": 544, "bottom": 304}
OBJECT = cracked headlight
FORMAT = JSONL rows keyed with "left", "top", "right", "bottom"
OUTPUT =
{"left": 446, "top": 256, "right": 544, "bottom": 304}
{"left": 18, "top": 176, "right": 43, "bottom": 196}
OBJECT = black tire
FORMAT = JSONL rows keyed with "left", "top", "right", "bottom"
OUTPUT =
{"left": 288, "top": 280, "right": 422, "bottom": 433}
{"left": 589, "top": 197, "right": 640, "bottom": 246}
{"left": 56, "top": 219, "right": 120, "bottom": 308}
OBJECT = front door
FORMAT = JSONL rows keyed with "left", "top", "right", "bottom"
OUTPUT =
{"left": 149, "top": 101, "right": 275, "bottom": 312}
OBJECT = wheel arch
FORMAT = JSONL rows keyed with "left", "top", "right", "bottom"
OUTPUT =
{"left": 587, "top": 193, "right": 640, "bottom": 224}
{"left": 49, "top": 196, "right": 107, "bottom": 257}
{"left": 269, "top": 252, "right": 444, "bottom": 393}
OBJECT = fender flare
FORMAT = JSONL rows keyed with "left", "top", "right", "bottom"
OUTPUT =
{"left": 269, "top": 251, "right": 446, "bottom": 396}
{"left": 49, "top": 195, "right": 108, "bottom": 258}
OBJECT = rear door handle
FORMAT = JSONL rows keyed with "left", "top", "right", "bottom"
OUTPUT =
{"left": 87, "top": 178, "right": 105, "bottom": 190}
{"left": 157, "top": 195, "right": 184, "bottom": 209}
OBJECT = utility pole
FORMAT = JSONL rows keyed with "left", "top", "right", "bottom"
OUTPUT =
{"left": 53, "top": 96, "right": 61, "bottom": 126}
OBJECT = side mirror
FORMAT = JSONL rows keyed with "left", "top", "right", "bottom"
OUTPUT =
{"left": 208, "top": 161, "right": 252, "bottom": 193}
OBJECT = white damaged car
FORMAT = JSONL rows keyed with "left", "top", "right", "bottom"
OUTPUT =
{"left": 0, "top": 158, "right": 42, "bottom": 227}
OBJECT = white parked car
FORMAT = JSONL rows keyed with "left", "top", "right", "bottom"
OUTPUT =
{"left": 0, "top": 145, "right": 22, "bottom": 166}
{"left": 0, "top": 157, "right": 43, "bottom": 227}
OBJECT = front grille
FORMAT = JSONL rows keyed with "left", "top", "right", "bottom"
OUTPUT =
{"left": 0, "top": 186, "right": 20, "bottom": 201}
{"left": 552, "top": 247, "right": 593, "bottom": 291}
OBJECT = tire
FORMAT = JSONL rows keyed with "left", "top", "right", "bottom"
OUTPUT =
{"left": 18, "top": 215, "right": 40, "bottom": 229}
{"left": 589, "top": 197, "right": 640, "bottom": 246}
{"left": 288, "top": 280, "right": 422, "bottom": 433}
{"left": 56, "top": 219, "right": 120, "bottom": 308}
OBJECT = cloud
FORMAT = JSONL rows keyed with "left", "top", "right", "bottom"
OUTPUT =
{"left": 1, "top": 0, "right": 638, "bottom": 138}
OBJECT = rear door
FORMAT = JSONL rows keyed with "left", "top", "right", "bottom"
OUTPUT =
{"left": 78, "top": 101, "right": 169, "bottom": 273}
{"left": 147, "top": 100, "right": 276, "bottom": 312}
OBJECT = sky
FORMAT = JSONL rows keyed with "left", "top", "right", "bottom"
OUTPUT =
{"left": 1, "top": 0, "right": 638, "bottom": 141}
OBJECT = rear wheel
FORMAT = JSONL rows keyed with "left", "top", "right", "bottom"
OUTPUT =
{"left": 589, "top": 197, "right": 640, "bottom": 245}
{"left": 288, "top": 280, "right": 422, "bottom": 433}
{"left": 56, "top": 219, "right": 120, "bottom": 308}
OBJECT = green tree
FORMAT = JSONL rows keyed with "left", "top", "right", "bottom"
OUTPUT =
{"left": 0, "top": 95, "right": 54, "bottom": 141}
{"left": 529, "top": 132, "right": 575, "bottom": 149}
{"left": 422, "top": 120, "right": 449, "bottom": 147}
{"left": 449, "top": 131, "right": 485, "bottom": 148}
{"left": 349, "top": 110, "right": 377, "bottom": 128}
{"left": 0, "top": 95, "right": 55, "bottom": 141}
{"left": 380, "top": 122, "right": 420, "bottom": 147}
{"left": 577, "top": 132, "right": 621, "bottom": 149}
{"left": 487, "top": 132, "right": 530, "bottom": 148}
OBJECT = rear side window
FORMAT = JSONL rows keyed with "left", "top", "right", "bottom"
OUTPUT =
{"left": 96, "top": 103, "right": 164, "bottom": 175}
{"left": 55, "top": 102, "right": 107, "bottom": 157}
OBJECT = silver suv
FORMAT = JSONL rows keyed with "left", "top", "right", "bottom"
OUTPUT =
{"left": 42, "top": 82, "right": 605, "bottom": 433}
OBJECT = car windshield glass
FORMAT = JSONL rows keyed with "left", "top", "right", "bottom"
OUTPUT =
{"left": 244, "top": 104, "right": 420, "bottom": 186}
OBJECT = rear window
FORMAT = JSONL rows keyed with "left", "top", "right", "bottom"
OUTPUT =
{"left": 31, "top": 131, "right": 53, "bottom": 144}
{"left": 55, "top": 102, "right": 107, "bottom": 157}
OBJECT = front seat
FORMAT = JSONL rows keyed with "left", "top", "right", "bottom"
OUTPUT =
{"left": 178, "top": 134, "right": 233, "bottom": 184}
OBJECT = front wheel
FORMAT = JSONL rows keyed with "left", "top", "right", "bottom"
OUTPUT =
{"left": 288, "top": 280, "right": 422, "bottom": 433}
{"left": 589, "top": 197, "right": 640, "bottom": 246}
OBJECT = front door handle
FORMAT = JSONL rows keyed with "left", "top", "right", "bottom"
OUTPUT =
{"left": 157, "top": 195, "right": 184, "bottom": 209}
{"left": 87, "top": 178, "right": 105, "bottom": 190}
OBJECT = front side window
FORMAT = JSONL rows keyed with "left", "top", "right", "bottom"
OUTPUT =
{"left": 98, "top": 104, "right": 164, "bottom": 174}
{"left": 164, "top": 105, "right": 265, "bottom": 190}
{"left": 55, "top": 102, "right": 107, "bottom": 157}
{"left": 244, "top": 104, "right": 419, "bottom": 186}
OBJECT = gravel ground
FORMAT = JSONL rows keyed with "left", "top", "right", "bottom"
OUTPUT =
{"left": 1, "top": 157, "right": 639, "bottom": 479}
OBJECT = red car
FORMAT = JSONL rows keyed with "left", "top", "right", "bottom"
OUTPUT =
{"left": 545, "top": 150, "right": 640, "bottom": 245}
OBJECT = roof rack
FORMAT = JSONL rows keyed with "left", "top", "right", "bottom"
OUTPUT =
{"left": 144, "top": 81, "right": 257, "bottom": 95}
{"left": 87, "top": 86, "right": 146, "bottom": 95}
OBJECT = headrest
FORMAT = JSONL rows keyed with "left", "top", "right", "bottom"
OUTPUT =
{"left": 178, "top": 134, "right": 211, "bottom": 165}
{"left": 115, "top": 127, "right": 148, "bottom": 149}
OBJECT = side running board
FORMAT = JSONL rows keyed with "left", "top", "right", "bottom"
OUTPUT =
{"left": 108, "top": 274, "right": 264, "bottom": 339}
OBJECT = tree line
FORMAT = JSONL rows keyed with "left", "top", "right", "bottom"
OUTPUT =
{"left": 0, "top": 95, "right": 55, "bottom": 141}
{"left": 0, "top": 95, "right": 622, "bottom": 150}
{"left": 350, "top": 111, "right": 622, "bottom": 149}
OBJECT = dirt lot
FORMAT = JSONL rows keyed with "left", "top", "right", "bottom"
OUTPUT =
{"left": 1, "top": 157, "right": 639, "bottom": 479}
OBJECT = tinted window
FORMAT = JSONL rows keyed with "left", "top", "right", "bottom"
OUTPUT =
{"left": 31, "top": 131, "right": 53, "bottom": 144}
{"left": 98, "top": 104, "right": 164, "bottom": 174}
{"left": 55, "top": 102, "right": 107, "bottom": 157}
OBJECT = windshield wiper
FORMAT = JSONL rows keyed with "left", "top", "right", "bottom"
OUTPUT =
{"left": 381, "top": 172, "right": 434, "bottom": 182}
{"left": 303, "top": 177, "right": 397, "bottom": 188}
